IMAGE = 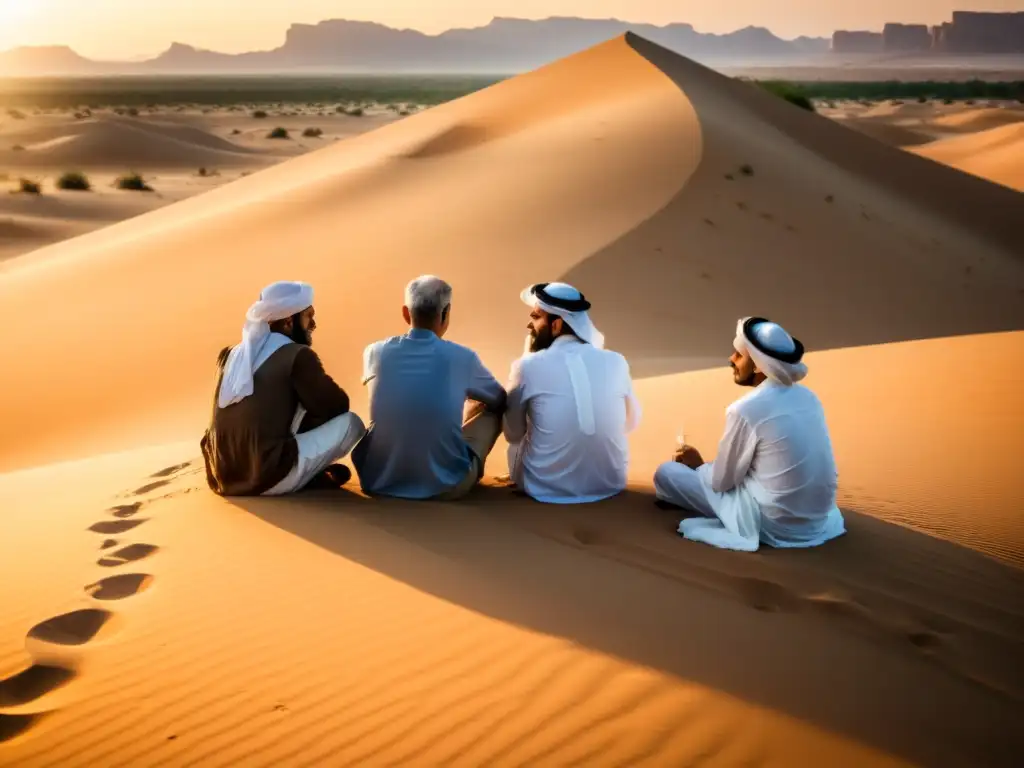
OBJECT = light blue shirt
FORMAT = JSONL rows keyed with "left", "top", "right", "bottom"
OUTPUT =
{"left": 352, "top": 328, "right": 505, "bottom": 499}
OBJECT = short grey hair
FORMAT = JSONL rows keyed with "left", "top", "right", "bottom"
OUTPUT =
{"left": 404, "top": 275, "right": 452, "bottom": 324}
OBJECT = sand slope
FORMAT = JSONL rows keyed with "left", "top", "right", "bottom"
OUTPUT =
{"left": 911, "top": 123, "right": 1024, "bottom": 192}
{"left": 0, "top": 116, "right": 267, "bottom": 170}
{"left": 1, "top": 33, "right": 1023, "bottom": 766}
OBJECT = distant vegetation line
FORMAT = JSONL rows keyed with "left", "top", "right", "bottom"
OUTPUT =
{"left": 0, "top": 75, "right": 503, "bottom": 108}
{"left": 751, "top": 79, "right": 1024, "bottom": 102}
{"left": 0, "top": 75, "right": 1021, "bottom": 110}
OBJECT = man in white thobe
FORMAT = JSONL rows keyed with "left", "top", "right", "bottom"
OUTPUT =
{"left": 654, "top": 317, "right": 845, "bottom": 551}
{"left": 503, "top": 282, "right": 641, "bottom": 504}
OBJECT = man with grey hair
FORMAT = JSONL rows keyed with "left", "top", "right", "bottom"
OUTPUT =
{"left": 352, "top": 275, "right": 507, "bottom": 499}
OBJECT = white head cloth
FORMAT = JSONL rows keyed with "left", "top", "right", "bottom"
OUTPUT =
{"left": 733, "top": 317, "right": 808, "bottom": 386}
{"left": 218, "top": 281, "right": 314, "bottom": 409}
{"left": 520, "top": 282, "right": 605, "bottom": 349}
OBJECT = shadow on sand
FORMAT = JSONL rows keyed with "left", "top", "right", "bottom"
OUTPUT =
{"left": 233, "top": 482, "right": 1024, "bottom": 767}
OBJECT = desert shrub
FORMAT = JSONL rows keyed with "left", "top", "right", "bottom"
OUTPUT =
{"left": 917, "top": 96, "right": 929, "bottom": 103}
{"left": 739, "top": 164, "right": 755, "bottom": 177}
{"left": 399, "top": 109, "right": 410, "bottom": 116}
{"left": 231, "top": 128, "right": 242, "bottom": 134}
{"left": 302, "top": 127, "right": 323, "bottom": 138}
{"left": 18, "top": 178, "right": 41, "bottom": 194}
{"left": 891, "top": 99, "right": 905, "bottom": 105}
{"left": 7, "top": 109, "right": 26, "bottom": 120}
{"left": 267, "top": 126, "right": 289, "bottom": 139}
{"left": 335, "top": 105, "right": 347, "bottom": 113}
{"left": 252, "top": 110, "right": 268, "bottom": 119}
{"left": 115, "top": 172, "right": 152, "bottom": 191}
{"left": 348, "top": 107, "right": 364, "bottom": 117}
{"left": 56, "top": 171, "right": 91, "bottom": 191}
{"left": 755, "top": 82, "right": 816, "bottom": 113}
{"left": 965, "top": 99, "right": 976, "bottom": 105}
{"left": 197, "top": 167, "right": 219, "bottom": 177}
{"left": 11, "top": 144, "right": 25, "bottom": 152}
{"left": 943, "top": 98, "right": 955, "bottom": 105}
{"left": 127, "top": 107, "right": 139, "bottom": 116}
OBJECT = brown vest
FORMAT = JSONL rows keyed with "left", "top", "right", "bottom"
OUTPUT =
{"left": 201, "top": 344, "right": 305, "bottom": 496}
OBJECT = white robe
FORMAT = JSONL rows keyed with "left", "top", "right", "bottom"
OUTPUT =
{"left": 655, "top": 380, "right": 846, "bottom": 551}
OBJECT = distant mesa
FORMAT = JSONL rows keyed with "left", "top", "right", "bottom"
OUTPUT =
{"left": 0, "top": 16, "right": 831, "bottom": 76}
{"left": 832, "top": 11, "right": 1024, "bottom": 54}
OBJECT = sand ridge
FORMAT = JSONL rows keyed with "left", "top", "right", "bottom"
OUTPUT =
{"left": 1, "top": 32, "right": 1023, "bottom": 766}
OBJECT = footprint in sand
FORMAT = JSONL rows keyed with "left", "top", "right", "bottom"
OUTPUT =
{"left": 149, "top": 461, "right": 191, "bottom": 479}
{"left": 86, "top": 573, "right": 152, "bottom": 600}
{"left": 89, "top": 519, "right": 147, "bottom": 535}
{"left": 132, "top": 480, "right": 171, "bottom": 496}
{"left": 28, "top": 609, "right": 112, "bottom": 646}
{"left": 0, "top": 713, "right": 42, "bottom": 744}
{"left": 734, "top": 577, "right": 803, "bottom": 613}
{"left": 0, "top": 664, "right": 76, "bottom": 707}
{"left": 97, "top": 544, "right": 158, "bottom": 568}
{"left": 109, "top": 502, "right": 143, "bottom": 519}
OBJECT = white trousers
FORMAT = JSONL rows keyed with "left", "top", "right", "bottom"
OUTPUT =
{"left": 653, "top": 462, "right": 716, "bottom": 516}
{"left": 263, "top": 412, "right": 366, "bottom": 496}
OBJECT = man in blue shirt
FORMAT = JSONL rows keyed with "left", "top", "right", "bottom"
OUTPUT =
{"left": 352, "top": 275, "right": 507, "bottom": 499}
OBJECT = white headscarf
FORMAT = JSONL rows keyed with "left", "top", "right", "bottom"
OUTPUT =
{"left": 520, "top": 282, "right": 605, "bottom": 349}
{"left": 734, "top": 317, "right": 808, "bottom": 386}
{"left": 218, "top": 281, "right": 314, "bottom": 409}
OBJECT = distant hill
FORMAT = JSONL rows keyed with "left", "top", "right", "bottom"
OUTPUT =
{"left": 0, "top": 17, "right": 829, "bottom": 75}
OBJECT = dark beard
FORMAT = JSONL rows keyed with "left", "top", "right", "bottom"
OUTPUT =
{"left": 732, "top": 362, "right": 757, "bottom": 387}
{"left": 529, "top": 324, "right": 555, "bottom": 353}
{"left": 287, "top": 313, "right": 312, "bottom": 346}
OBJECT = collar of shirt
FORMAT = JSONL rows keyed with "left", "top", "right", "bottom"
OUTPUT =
{"left": 406, "top": 328, "right": 438, "bottom": 341}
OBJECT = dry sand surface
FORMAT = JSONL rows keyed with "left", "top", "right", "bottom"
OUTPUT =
{"left": 0, "top": 105, "right": 406, "bottom": 262}
{"left": 824, "top": 100, "right": 1024, "bottom": 189}
{"left": 1, "top": 34, "right": 1023, "bottom": 767}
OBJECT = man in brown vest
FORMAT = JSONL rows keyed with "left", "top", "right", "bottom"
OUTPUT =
{"left": 201, "top": 281, "right": 365, "bottom": 496}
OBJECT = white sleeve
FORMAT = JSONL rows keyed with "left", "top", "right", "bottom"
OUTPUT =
{"left": 622, "top": 358, "right": 641, "bottom": 434}
{"left": 709, "top": 409, "right": 757, "bottom": 493}
{"left": 502, "top": 357, "right": 529, "bottom": 444}
{"left": 361, "top": 342, "right": 382, "bottom": 386}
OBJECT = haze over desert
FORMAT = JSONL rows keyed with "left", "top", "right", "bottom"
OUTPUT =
{"left": 1, "top": 21, "right": 1023, "bottom": 768}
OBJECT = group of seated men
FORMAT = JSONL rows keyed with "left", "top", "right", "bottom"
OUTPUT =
{"left": 200, "top": 277, "right": 845, "bottom": 551}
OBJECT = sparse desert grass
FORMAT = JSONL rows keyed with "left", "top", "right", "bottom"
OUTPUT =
{"left": 267, "top": 127, "right": 289, "bottom": 139}
{"left": 115, "top": 172, "right": 152, "bottom": 191}
{"left": 17, "top": 178, "right": 41, "bottom": 194}
{"left": 56, "top": 170, "right": 91, "bottom": 191}
{"left": 302, "top": 127, "right": 323, "bottom": 138}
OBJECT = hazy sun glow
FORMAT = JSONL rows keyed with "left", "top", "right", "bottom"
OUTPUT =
{"left": 0, "top": 0, "right": 39, "bottom": 50}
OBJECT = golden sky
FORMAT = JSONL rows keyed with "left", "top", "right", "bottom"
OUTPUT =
{"left": 2, "top": 0, "right": 1022, "bottom": 58}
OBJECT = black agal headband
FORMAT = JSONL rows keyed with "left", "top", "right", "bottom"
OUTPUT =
{"left": 530, "top": 283, "right": 591, "bottom": 313}
{"left": 742, "top": 316, "right": 805, "bottom": 364}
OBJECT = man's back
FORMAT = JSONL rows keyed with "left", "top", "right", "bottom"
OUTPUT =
{"left": 731, "top": 381, "right": 838, "bottom": 530}
{"left": 505, "top": 336, "right": 640, "bottom": 503}
{"left": 353, "top": 328, "right": 504, "bottom": 498}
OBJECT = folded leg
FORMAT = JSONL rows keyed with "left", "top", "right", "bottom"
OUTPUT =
{"left": 436, "top": 400, "right": 504, "bottom": 501}
{"left": 263, "top": 412, "right": 367, "bottom": 496}
{"left": 653, "top": 461, "right": 716, "bottom": 517}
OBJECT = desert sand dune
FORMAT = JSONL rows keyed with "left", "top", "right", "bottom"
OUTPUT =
{"left": 0, "top": 116, "right": 268, "bottom": 170}
{"left": 1, "top": 33, "right": 1023, "bottom": 767}
{"left": 930, "top": 106, "right": 1024, "bottom": 133}
{"left": 831, "top": 119, "right": 934, "bottom": 147}
{"left": 911, "top": 123, "right": 1024, "bottom": 192}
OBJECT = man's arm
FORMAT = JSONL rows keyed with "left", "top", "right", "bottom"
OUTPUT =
{"left": 502, "top": 358, "right": 529, "bottom": 444}
{"left": 466, "top": 351, "right": 507, "bottom": 412}
{"left": 709, "top": 409, "right": 757, "bottom": 494}
{"left": 291, "top": 347, "right": 350, "bottom": 424}
{"left": 361, "top": 341, "right": 382, "bottom": 400}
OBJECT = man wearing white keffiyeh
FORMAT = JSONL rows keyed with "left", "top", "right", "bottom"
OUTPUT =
{"left": 201, "top": 281, "right": 365, "bottom": 497}
{"left": 653, "top": 317, "right": 845, "bottom": 551}
{"left": 503, "top": 282, "right": 641, "bottom": 504}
